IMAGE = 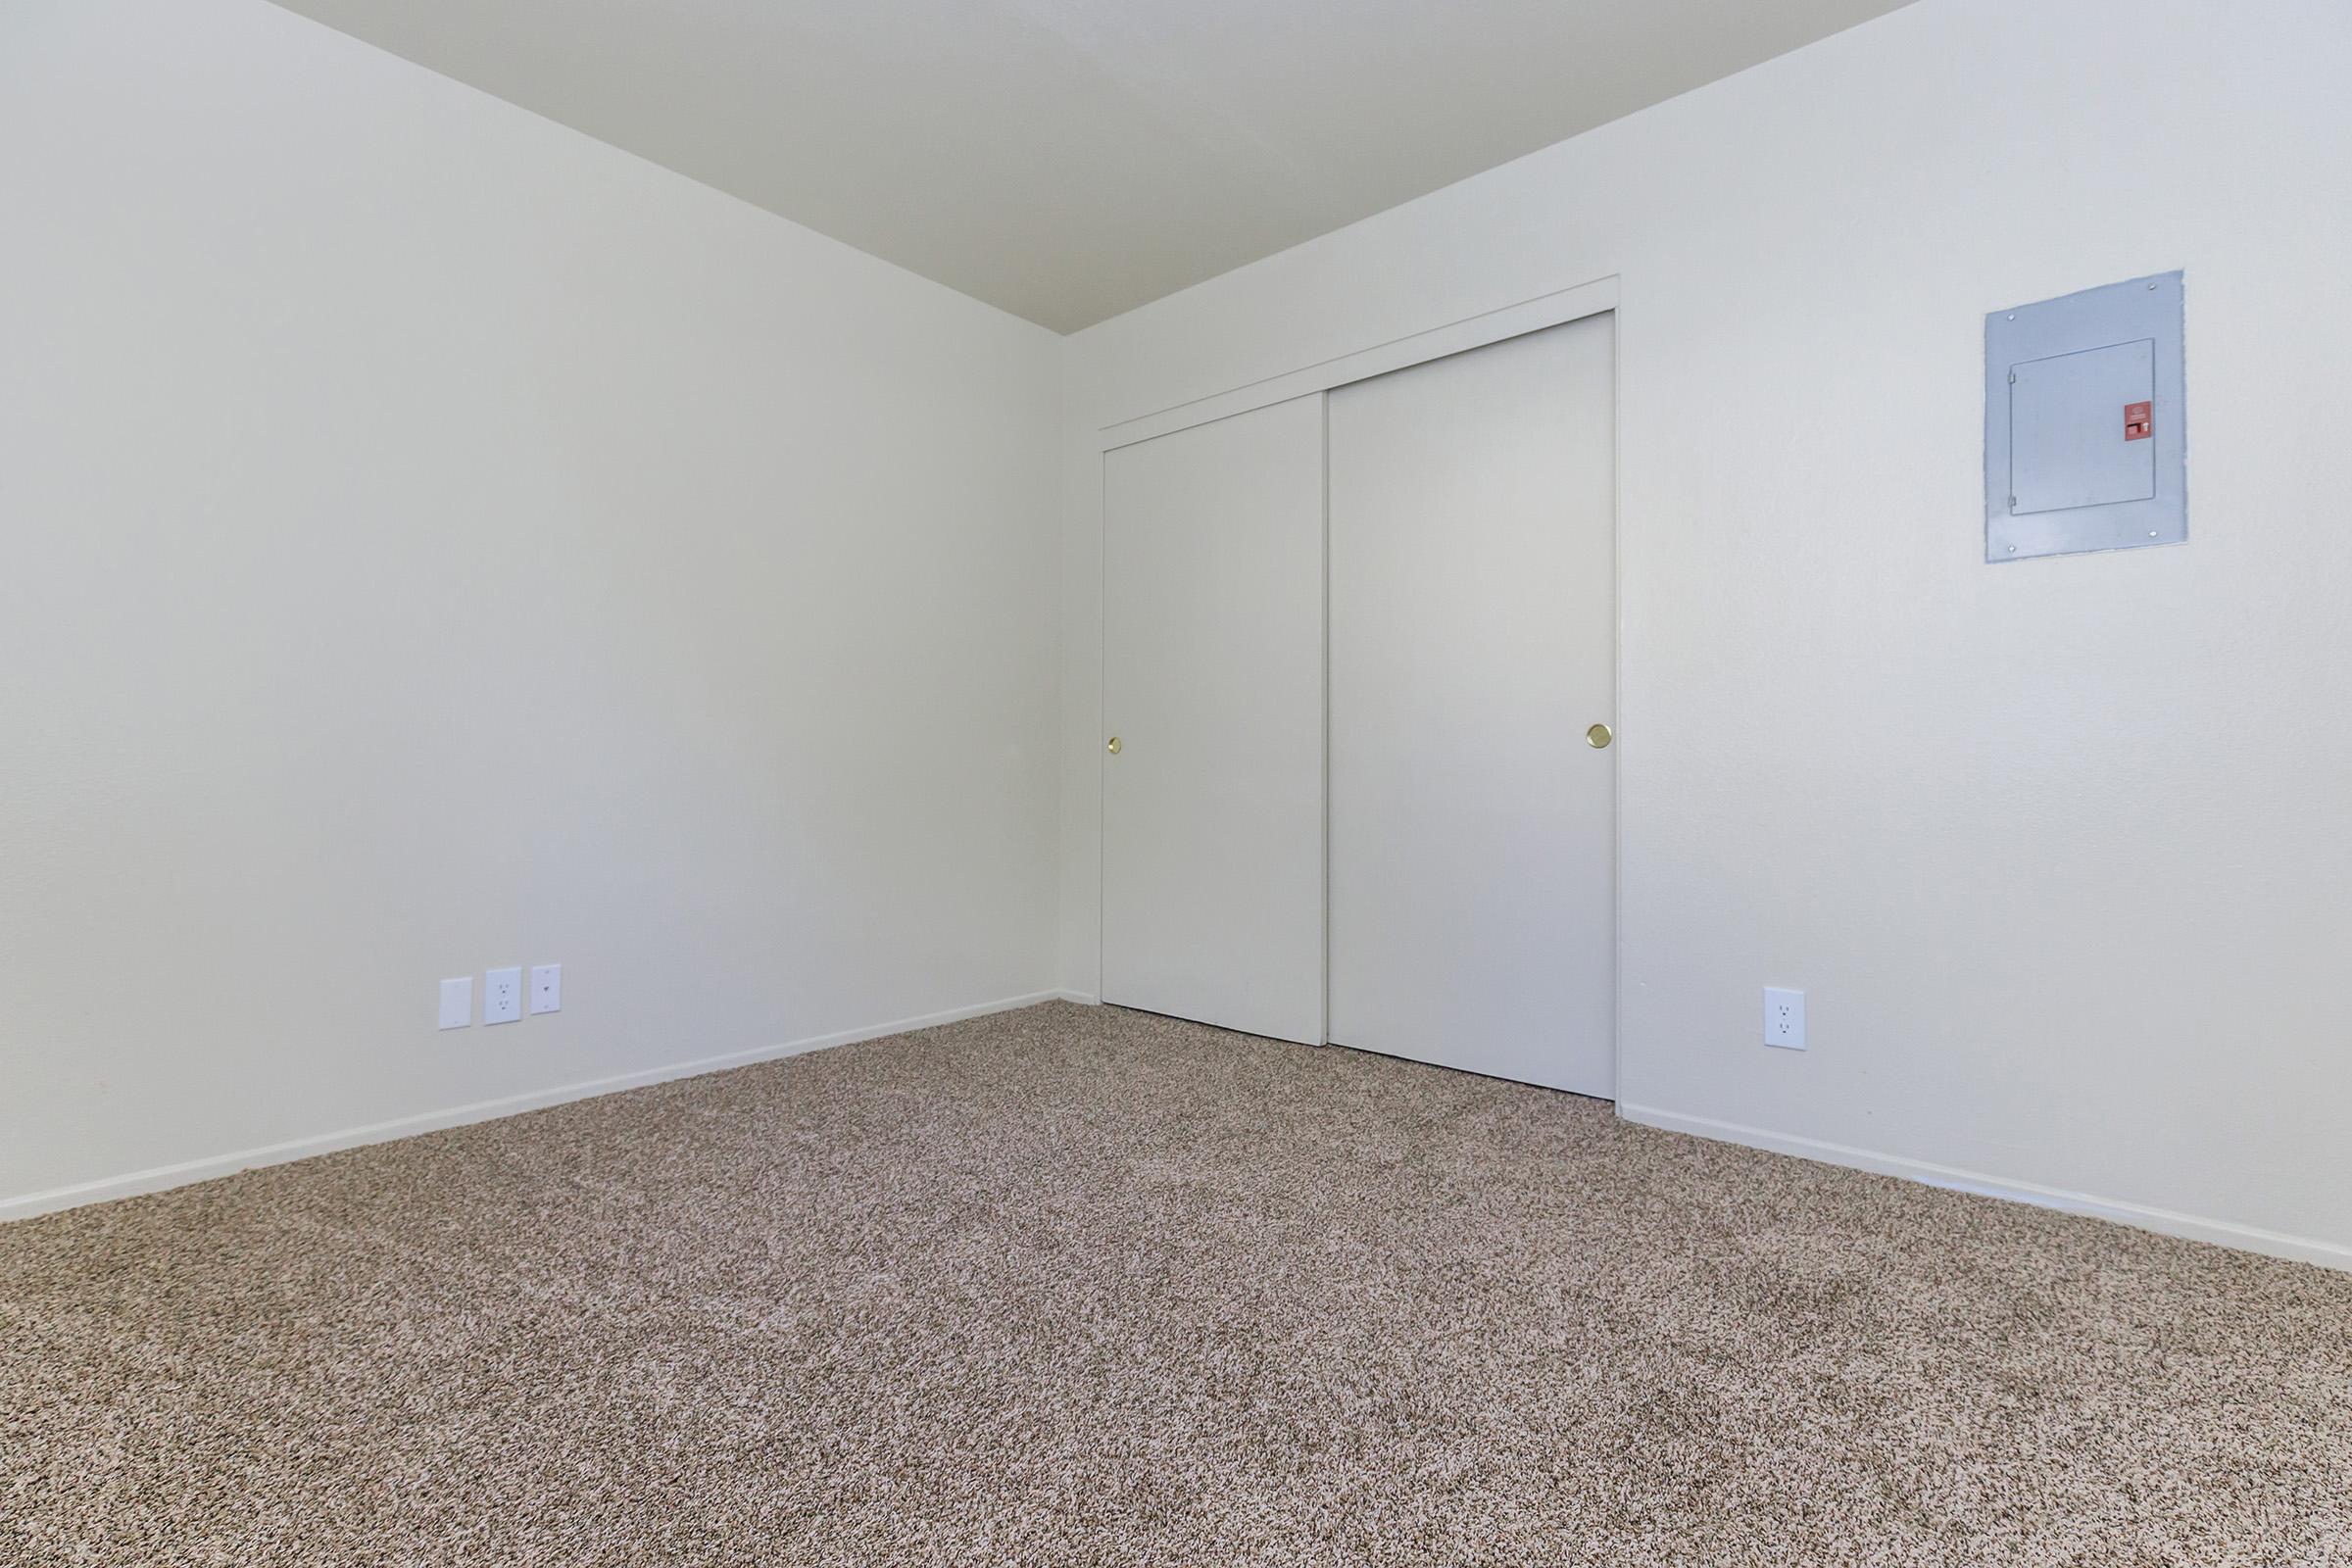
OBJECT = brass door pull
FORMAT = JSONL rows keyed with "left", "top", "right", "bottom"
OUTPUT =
{"left": 1105, "top": 736, "right": 1122, "bottom": 755}
{"left": 1586, "top": 723, "right": 1613, "bottom": 749}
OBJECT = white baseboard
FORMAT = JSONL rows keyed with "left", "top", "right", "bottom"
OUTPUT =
{"left": 1618, "top": 1102, "right": 2352, "bottom": 1274}
{"left": 0, "top": 990, "right": 1065, "bottom": 1224}
{"left": 1054, "top": 989, "right": 1102, "bottom": 1004}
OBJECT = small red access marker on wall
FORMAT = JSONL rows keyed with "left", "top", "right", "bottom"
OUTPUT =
{"left": 2125, "top": 400, "right": 2153, "bottom": 440}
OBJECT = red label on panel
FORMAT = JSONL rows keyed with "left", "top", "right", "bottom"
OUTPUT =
{"left": 2125, "top": 401, "right": 2153, "bottom": 441}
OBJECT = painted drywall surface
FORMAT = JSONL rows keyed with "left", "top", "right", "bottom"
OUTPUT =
{"left": 0, "top": 0, "right": 1062, "bottom": 1206}
{"left": 1060, "top": 0, "right": 2352, "bottom": 1252}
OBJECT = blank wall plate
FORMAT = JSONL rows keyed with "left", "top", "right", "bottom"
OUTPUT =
{"left": 484, "top": 966, "right": 522, "bottom": 1025}
{"left": 1764, "top": 987, "right": 1806, "bottom": 1051}
{"left": 437, "top": 977, "right": 472, "bottom": 1031}
{"left": 529, "top": 963, "right": 562, "bottom": 1015}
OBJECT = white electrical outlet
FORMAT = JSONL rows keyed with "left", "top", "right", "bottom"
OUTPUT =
{"left": 529, "top": 963, "right": 562, "bottom": 1015}
{"left": 437, "top": 977, "right": 473, "bottom": 1031}
{"left": 484, "top": 966, "right": 522, "bottom": 1025}
{"left": 1764, "top": 987, "right": 1806, "bottom": 1051}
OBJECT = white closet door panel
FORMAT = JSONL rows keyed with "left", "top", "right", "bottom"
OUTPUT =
{"left": 1328, "top": 316, "right": 1616, "bottom": 1095}
{"left": 1102, "top": 394, "right": 1325, "bottom": 1046}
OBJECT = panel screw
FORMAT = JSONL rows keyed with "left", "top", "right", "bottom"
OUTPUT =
{"left": 2007, "top": 545, "right": 2017, "bottom": 553}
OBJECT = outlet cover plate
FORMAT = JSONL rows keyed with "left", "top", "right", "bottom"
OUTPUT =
{"left": 1764, "top": 987, "right": 1806, "bottom": 1051}
{"left": 485, "top": 966, "right": 522, "bottom": 1026}
{"left": 529, "top": 963, "right": 562, "bottom": 1015}
{"left": 438, "top": 977, "right": 472, "bottom": 1031}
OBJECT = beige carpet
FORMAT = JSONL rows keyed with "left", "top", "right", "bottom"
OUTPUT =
{"left": 3, "top": 1003, "right": 2347, "bottom": 1566}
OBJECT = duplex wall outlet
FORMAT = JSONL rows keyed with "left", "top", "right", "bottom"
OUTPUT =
{"left": 485, "top": 966, "right": 522, "bottom": 1025}
{"left": 529, "top": 963, "right": 562, "bottom": 1015}
{"left": 1764, "top": 988, "right": 1806, "bottom": 1051}
{"left": 438, "top": 977, "right": 473, "bottom": 1031}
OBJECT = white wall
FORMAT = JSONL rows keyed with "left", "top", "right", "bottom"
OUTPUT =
{"left": 1059, "top": 0, "right": 2352, "bottom": 1264}
{"left": 0, "top": 0, "right": 1064, "bottom": 1212}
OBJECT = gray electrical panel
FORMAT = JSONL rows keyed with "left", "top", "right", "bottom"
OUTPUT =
{"left": 1985, "top": 271, "right": 2184, "bottom": 562}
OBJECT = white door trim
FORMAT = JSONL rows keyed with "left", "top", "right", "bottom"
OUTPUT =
{"left": 1096, "top": 275, "right": 1620, "bottom": 452}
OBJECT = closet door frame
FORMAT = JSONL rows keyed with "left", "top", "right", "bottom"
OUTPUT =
{"left": 1094, "top": 273, "right": 1623, "bottom": 1080}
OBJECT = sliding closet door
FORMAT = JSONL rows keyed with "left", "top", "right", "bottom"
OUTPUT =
{"left": 1327, "top": 317, "right": 1616, "bottom": 1096}
{"left": 1101, "top": 394, "right": 1326, "bottom": 1046}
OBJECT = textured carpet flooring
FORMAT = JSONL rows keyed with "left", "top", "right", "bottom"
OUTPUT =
{"left": 3, "top": 1003, "right": 2348, "bottom": 1566}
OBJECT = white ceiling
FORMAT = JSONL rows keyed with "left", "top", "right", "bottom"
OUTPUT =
{"left": 269, "top": 0, "right": 1915, "bottom": 332}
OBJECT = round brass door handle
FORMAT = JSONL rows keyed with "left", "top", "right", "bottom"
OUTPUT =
{"left": 1586, "top": 722, "right": 1613, "bottom": 749}
{"left": 1105, "top": 736, "right": 1121, "bottom": 755}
